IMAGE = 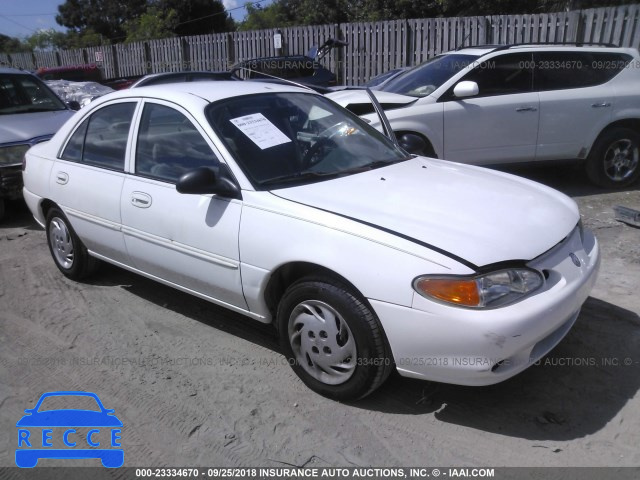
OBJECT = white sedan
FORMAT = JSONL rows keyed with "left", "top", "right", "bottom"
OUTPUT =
{"left": 22, "top": 81, "right": 600, "bottom": 400}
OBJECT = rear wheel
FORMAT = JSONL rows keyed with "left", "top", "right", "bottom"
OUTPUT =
{"left": 277, "top": 277, "right": 392, "bottom": 400}
{"left": 0, "top": 199, "right": 5, "bottom": 221}
{"left": 586, "top": 127, "right": 640, "bottom": 188}
{"left": 45, "top": 207, "right": 99, "bottom": 280}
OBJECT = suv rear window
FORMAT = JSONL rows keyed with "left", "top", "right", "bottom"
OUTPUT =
{"left": 533, "top": 51, "right": 632, "bottom": 91}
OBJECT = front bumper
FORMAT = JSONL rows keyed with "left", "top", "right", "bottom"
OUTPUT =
{"left": 0, "top": 165, "right": 23, "bottom": 200}
{"left": 371, "top": 226, "right": 600, "bottom": 386}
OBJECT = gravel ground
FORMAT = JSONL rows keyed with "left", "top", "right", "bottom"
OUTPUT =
{"left": 1, "top": 164, "right": 639, "bottom": 470}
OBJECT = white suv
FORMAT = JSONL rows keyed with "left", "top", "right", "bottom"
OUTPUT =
{"left": 328, "top": 44, "right": 640, "bottom": 188}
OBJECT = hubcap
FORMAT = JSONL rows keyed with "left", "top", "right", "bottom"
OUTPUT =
{"left": 603, "top": 139, "right": 639, "bottom": 182}
{"left": 48, "top": 217, "right": 74, "bottom": 269}
{"left": 288, "top": 300, "right": 357, "bottom": 385}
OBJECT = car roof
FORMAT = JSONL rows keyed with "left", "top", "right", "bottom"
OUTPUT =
{"left": 453, "top": 43, "right": 628, "bottom": 55}
{"left": 105, "top": 80, "right": 316, "bottom": 104}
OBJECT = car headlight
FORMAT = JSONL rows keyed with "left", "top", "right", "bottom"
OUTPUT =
{"left": 0, "top": 144, "right": 30, "bottom": 166}
{"left": 413, "top": 268, "right": 543, "bottom": 308}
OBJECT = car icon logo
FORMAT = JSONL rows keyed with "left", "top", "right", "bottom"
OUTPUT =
{"left": 15, "top": 391, "right": 123, "bottom": 468}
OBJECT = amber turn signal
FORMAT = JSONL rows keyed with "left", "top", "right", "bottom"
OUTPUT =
{"left": 414, "top": 278, "right": 480, "bottom": 307}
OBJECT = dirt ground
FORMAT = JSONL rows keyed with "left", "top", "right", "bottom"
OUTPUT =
{"left": 1, "top": 164, "right": 639, "bottom": 469}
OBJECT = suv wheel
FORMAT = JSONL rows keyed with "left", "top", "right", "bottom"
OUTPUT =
{"left": 46, "top": 207, "right": 99, "bottom": 279}
{"left": 277, "top": 277, "right": 392, "bottom": 400}
{"left": 586, "top": 127, "right": 640, "bottom": 188}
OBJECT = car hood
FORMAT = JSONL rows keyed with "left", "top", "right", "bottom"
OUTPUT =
{"left": 0, "top": 110, "right": 74, "bottom": 145}
{"left": 16, "top": 410, "right": 123, "bottom": 427}
{"left": 326, "top": 89, "right": 418, "bottom": 108}
{"left": 273, "top": 158, "right": 579, "bottom": 268}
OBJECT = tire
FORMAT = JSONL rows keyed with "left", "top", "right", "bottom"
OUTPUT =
{"left": 277, "top": 277, "right": 392, "bottom": 400}
{"left": 586, "top": 127, "right": 640, "bottom": 188}
{"left": 0, "top": 198, "right": 5, "bottom": 222}
{"left": 45, "top": 207, "right": 99, "bottom": 280}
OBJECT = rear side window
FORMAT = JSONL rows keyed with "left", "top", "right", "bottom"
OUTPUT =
{"left": 135, "top": 103, "right": 219, "bottom": 183}
{"left": 61, "top": 120, "right": 88, "bottom": 162}
{"left": 533, "top": 52, "right": 632, "bottom": 91}
{"left": 61, "top": 102, "right": 135, "bottom": 170}
{"left": 83, "top": 103, "right": 136, "bottom": 170}
{"left": 460, "top": 53, "right": 533, "bottom": 97}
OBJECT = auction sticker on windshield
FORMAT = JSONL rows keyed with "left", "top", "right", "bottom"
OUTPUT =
{"left": 230, "top": 113, "right": 291, "bottom": 149}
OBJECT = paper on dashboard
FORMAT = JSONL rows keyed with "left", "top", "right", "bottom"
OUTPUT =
{"left": 230, "top": 113, "right": 291, "bottom": 150}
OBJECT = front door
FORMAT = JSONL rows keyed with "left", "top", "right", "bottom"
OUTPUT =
{"left": 120, "top": 100, "right": 246, "bottom": 309}
{"left": 443, "top": 53, "right": 539, "bottom": 165}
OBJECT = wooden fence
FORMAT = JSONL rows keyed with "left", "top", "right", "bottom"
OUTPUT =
{"left": 1, "top": 4, "right": 639, "bottom": 86}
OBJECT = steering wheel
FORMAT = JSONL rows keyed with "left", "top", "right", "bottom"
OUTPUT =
{"left": 302, "top": 136, "right": 336, "bottom": 168}
{"left": 301, "top": 122, "right": 351, "bottom": 168}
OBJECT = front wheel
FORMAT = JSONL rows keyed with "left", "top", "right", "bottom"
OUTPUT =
{"left": 277, "top": 277, "right": 392, "bottom": 400}
{"left": 586, "top": 127, "right": 640, "bottom": 188}
{"left": 45, "top": 207, "right": 99, "bottom": 280}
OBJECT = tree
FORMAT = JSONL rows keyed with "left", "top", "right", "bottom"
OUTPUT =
{"left": 56, "top": 0, "right": 234, "bottom": 44}
{"left": 0, "top": 34, "right": 26, "bottom": 54}
{"left": 56, "top": 0, "right": 148, "bottom": 42}
{"left": 157, "top": 0, "right": 235, "bottom": 35}
{"left": 240, "top": 0, "right": 631, "bottom": 29}
{"left": 124, "top": 6, "right": 179, "bottom": 42}
{"left": 239, "top": 3, "right": 291, "bottom": 31}
{"left": 23, "top": 30, "right": 70, "bottom": 51}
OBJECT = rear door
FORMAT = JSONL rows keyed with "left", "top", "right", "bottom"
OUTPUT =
{"left": 442, "top": 52, "right": 539, "bottom": 165}
{"left": 534, "top": 51, "right": 628, "bottom": 161}
{"left": 51, "top": 100, "right": 137, "bottom": 264}
{"left": 120, "top": 99, "right": 246, "bottom": 309}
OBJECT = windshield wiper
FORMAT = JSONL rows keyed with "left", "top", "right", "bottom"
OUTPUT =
{"left": 341, "top": 158, "right": 410, "bottom": 175}
{"left": 259, "top": 170, "right": 341, "bottom": 188}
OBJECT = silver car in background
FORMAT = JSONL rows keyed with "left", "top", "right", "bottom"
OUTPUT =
{"left": 0, "top": 67, "right": 75, "bottom": 220}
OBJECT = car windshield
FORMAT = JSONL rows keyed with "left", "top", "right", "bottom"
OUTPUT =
{"left": 380, "top": 54, "right": 479, "bottom": 97}
{"left": 207, "top": 92, "right": 409, "bottom": 189}
{"left": 37, "top": 395, "right": 101, "bottom": 412}
{"left": 0, "top": 73, "right": 67, "bottom": 115}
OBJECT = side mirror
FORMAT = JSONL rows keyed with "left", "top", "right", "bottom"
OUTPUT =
{"left": 176, "top": 165, "right": 241, "bottom": 199}
{"left": 453, "top": 81, "right": 479, "bottom": 99}
{"left": 398, "top": 133, "right": 428, "bottom": 156}
{"left": 67, "top": 100, "right": 81, "bottom": 111}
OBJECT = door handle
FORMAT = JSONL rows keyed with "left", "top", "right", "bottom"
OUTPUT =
{"left": 55, "top": 172, "right": 69, "bottom": 185}
{"left": 516, "top": 106, "right": 537, "bottom": 112}
{"left": 591, "top": 102, "right": 611, "bottom": 108}
{"left": 131, "top": 192, "right": 152, "bottom": 208}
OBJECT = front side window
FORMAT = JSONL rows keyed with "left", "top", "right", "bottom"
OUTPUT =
{"left": 207, "top": 92, "right": 408, "bottom": 189}
{"left": 82, "top": 103, "right": 136, "bottom": 170}
{"left": 381, "top": 54, "right": 478, "bottom": 97}
{"left": 136, "top": 103, "right": 220, "bottom": 183}
{"left": 460, "top": 53, "right": 533, "bottom": 97}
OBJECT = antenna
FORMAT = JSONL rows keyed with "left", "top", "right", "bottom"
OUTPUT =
{"left": 455, "top": 32, "right": 472, "bottom": 51}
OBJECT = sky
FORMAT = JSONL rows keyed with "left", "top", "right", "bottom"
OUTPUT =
{"left": 0, "top": 0, "right": 267, "bottom": 39}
